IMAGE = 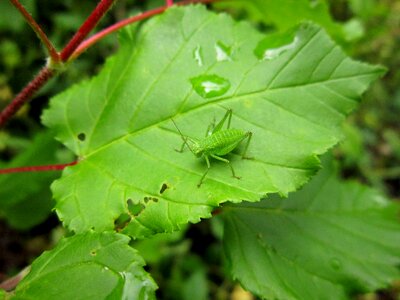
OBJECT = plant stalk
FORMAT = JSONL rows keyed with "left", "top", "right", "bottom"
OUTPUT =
{"left": 0, "top": 67, "right": 54, "bottom": 127}
{"left": 0, "top": 161, "right": 78, "bottom": 175}
{"left": 60, "top": 0, "right": 117, "bottom": 62}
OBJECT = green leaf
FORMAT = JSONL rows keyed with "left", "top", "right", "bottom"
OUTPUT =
{"left": 223, "top": 157, "right": 400, "bottom": 300}
{"left": 13, "top": 232, "right": 157, "bottom": 300}
{"left": 42, "top": 5, "right": 384, "bottom": 237}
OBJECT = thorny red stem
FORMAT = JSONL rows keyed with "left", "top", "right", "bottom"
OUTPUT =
{"left": 0, "top": 66, "right": 54, "bottom": 127}
{"left": 60, "top": 0, "right": 116, "bottom": 62}
{"left": 71, "top": 5, "right": 167, "bottom": 59}
{"left": 9, "top": 0, "right": 60, "bottom": 62}
{"left": 72, "top": 0, "right": 218, "bottom": 59}
{"left": 0, "top": 161, "right": 78, "bottom": 175}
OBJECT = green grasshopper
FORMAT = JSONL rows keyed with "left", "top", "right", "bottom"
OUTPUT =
{"left": 172, "top": 109, "right": 253, "bottom": 187}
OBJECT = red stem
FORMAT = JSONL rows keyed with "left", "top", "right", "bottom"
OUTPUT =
{"left": 71, "top": 5, "right": 167, "bottom": 59}
{"left": 72, "top": 0, "right": 218, "bottom": 59}
{"left": 166, "top": 0, "right": 174, "bottom": 6}
{"left": 9, "top": 0, "right": 60, "bottom": 62}
{"left": 0, "top": 161, "right": 78, "bottom": 175}
{"left": 60, "top": 0, "right": 116, "bottom": 62}
{"left": 0, "top": 0, "right": 219, "bottom": 128}
{"left": 0, "top": 66, "right": 54, "bottom": 127}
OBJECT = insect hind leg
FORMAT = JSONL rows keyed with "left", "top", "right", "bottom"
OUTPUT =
{"left": 212, "top": 109, "right": 233, "bottom": 133}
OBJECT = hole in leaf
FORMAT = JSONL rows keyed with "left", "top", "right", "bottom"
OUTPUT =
{"left": 77, "top": 133, "right": 86, "bottom": 141}
{"left": 144, "top": 196, "right": 158, "bottom": 203}
{"left": 160, "top": 183, "right": 168, "bottom": 194}
{"left": 127, "top": 199, "right": 145, "bottom": 216}
{"left": 114, "top": 213, "right": 132, "bottom": 231}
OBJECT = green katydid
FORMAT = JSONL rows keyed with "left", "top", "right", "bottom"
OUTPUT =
{"left": 172, "top": 109, "right": 253, "bottom": 187}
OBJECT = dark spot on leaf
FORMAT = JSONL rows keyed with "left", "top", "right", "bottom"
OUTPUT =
{"left": 90, "top": 250, "right": 97, "bottom": 256}
{"left": 160, "top": 183, "right": 168, "bottom": 194}
{"left": 77, "top": 133, "right": 86, "bottom": 141}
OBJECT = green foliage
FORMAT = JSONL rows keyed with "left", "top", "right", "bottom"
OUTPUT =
{"left": 223, "top": 157, "right": 400, "bottom": 299}
{"left": 12, "top": 232, "right": 157, "bottom": 300}
{"left": 215, "top": 0, "right": 356, "bottom": 41}
{"left": 0, "top": 131, "right": 65, "bottom": 229}
{"left": 42, "top": 5, "right": 384, "bottom": 238}
{"left": 0, "top": 0, "right": 36, "bottom": 33}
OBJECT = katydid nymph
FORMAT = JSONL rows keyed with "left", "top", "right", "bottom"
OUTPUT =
{"left": 172, "top": 109, "right": 253, "bottom": 187}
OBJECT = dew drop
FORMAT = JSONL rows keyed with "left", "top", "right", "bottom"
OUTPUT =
{"left": 215, "top": 41, "right": 232, "bottom": 62}
{"left": 190, "top": 74, "right": 230, "bottom": 98}
{"left": 193, "top": 45, "right": 203, "bottom": 67}
{"left": 263, "top": 36, "right": 299, "bottom": 60}
{"left": 254, "top": 30, "right": 299, "bottom": 61}
{"left": 329, "top": 257, "right": 342, "bottom": 270}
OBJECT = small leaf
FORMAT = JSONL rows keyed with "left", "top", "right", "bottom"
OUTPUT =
{"left": 223, "top": 157, "right": 400, "bottom": 300}
{"left": 42, "top": 6, "right": 384, "bottom": 237}
{"left": 13, "top": 232, "right": 157, "bottom": 300}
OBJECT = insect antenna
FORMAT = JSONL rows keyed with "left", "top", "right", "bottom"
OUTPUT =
{"left": 171, "top": 118, "right": 195, "bottom": 153}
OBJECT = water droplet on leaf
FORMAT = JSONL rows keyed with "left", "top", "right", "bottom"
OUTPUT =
{"left": 262, "top": 36, "right": 299, "bottom": 61}
{"left": 193, "top": 45, "right": 203, "bottom": 66}
{"left": 254, "top": 29, "right": 299, "bottom": 61}
{"left": 215, "top": 41, "right": 232, "bottom": 62}
{"left": 190, "top": 74, "right": 230, "bottom": 98}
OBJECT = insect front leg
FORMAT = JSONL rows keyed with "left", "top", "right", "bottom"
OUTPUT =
{"left": 210, "top": 154, "right": 241, "bottom": 180}
{"left": 175, "top": 136, "right": 188, "bottom": 153}
{"left": 241, "top": 132, "right": 253, "bottom": 160}
{"left": 198, "top": 155, "right": 211, "bottom": 188}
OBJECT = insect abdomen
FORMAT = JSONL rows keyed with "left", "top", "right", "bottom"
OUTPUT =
{"left": 200, "top": 129, "right": 247, "bottom": 156}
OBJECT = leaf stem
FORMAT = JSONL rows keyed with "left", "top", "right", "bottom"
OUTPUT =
{"left": 9, "top": 0, "right": 60, "bottom": 63}
{"left": 60, "top": 0, "right": 117, "bottom": 62}
{"left": 0, "top": 66, "right": 55, "bottom": 127}
{"left": 0, "top": 161, "right": 78, "bottom": 175}
{"left": 166, "top": 0, "right": 174, "bottom": 6}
